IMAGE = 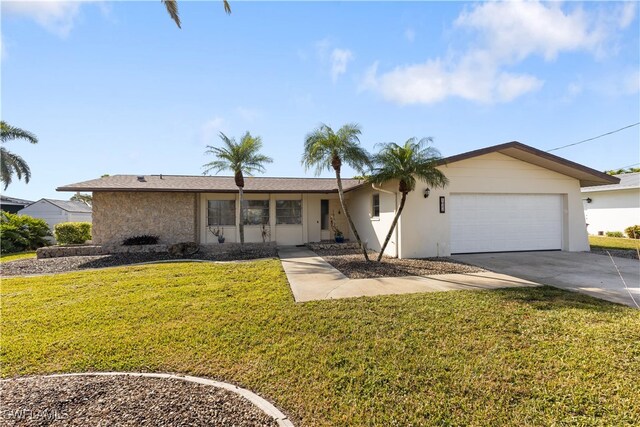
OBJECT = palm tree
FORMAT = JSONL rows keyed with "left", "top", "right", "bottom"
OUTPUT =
{"left": 162, "top": 0, "right": 231, "bottom": 28}
{"left": 302, "top": 123, "right": 372, "bottom": 261}
{"left": 1, "top": 121, "right": 38, "bottom": 190}
{"left": 368, "top": 137, "right": 448, "bottom": 262}
{"left": 203, "top": 132, "right": 272, "bottom": 244}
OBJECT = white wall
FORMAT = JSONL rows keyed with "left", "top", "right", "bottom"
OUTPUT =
{"left": 349, "top": 181, "right": 399, "bottom": 257}
{"left": 19, "top": 201, "right": 91, "bottom": 230}
{"left": 582, "top": 188, "right": 640, "bottom": 235}
{"left": 351, "top": 152, "right": 589, "bottom": 259}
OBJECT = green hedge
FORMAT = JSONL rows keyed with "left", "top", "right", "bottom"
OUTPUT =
{"left": 54, "top": 222, "right": 92, "bottom": 245}
{"left": 605, "top": 231, "right": 624, "bottom": 238}
{"left": 625, "top": 225, "right": 640, "bottom": 239}
{"left": 0, "top": 212, "right": 52, "bottom": 253}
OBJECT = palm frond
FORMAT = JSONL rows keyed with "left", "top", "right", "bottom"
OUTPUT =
{"left": 162, "top": 0, "right": 181, "bottom": 28}
{"left": 223, "top": 0, "right": 232, "bottom": 14}
{"left": 0, "top": 121, "right": 38, "bottom": 144}
{"left": 1, "top": 147, "right": 31, "bottom": 190}
{"left": 368, "top": 137, "right": 448, "bottom": 193}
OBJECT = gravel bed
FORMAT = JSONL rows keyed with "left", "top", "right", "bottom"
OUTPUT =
{"left": 1, "top": 247, "right": 278, "bottom": 277}
{"left": 590, "top": 247, "right": 639, "bottom": 260}
{"left": 0, "top": 375, "right": 278, "bottom": 427}
{"left": 313, "top": 248, "right": 485, "bottom": 279}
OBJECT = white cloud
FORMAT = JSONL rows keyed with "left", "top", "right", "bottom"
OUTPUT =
{"left": 235, "top": 107, "right": 262, "bottom": 122}
{"left": 2, "top": 0, "right": 100, "bottom": 37}
{"left": 618, "top": 2, "right": 637, "bottom": 29}
{"left": 330, "top": 48, "right": 353, "bottom": 82}
{"left": 454, "top": 1, "right": 607, "bottom": 62}
{"left": 201, "top": 117, "right": 226, "bottom": 145}
{"left": 363, "top": 57, "right": 543, "bottom": 105}
{"left": 363, "top": 1, "right": 632, "bottom": 105}
{"left": 404, "top": 28, "right": 416, "bottom": 43}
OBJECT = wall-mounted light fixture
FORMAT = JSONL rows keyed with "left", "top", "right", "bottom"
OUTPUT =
{"left": 583, "top": 197, "right": 592, "bottom": 204}
{"left": 423, "top": 188, "right": 431, "bottom": 198}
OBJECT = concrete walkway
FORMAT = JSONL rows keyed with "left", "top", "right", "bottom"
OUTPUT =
{"left": 278, "top": 246, "right": 540, "bottom": 302}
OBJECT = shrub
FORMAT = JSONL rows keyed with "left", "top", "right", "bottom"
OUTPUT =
{"left": 122, "top": 235, "right": 159, "bottom": 246}
{"left": 0, "top": 212, "right": 51, "bottom": 253}
{"left": 54, "top": 222, "right": 92, "bottom": 244}
{"left": 605, "top": 231, "right": 624, "bottom": 238}
{"left": 625, "top": 225, "right": 640, "bottom": 239}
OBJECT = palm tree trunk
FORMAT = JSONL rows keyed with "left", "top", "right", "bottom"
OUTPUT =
{"left": 377, "top": 192, "right": 407, "bottom": 262}
{"left": 335, "top": 169, "right": 370, "bottom": 262}
{"left": 238, "top": 186, "right": 245, "bottom": 245}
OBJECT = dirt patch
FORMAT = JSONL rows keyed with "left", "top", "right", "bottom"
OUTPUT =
{"left": 1, "top": 246, "right": 278, "bottom": 277}
{"left": 313, "top": 248, "right": 485, "bottom": 279}
{"left": 0, "top": 375, "right": 278, "bottom": 427}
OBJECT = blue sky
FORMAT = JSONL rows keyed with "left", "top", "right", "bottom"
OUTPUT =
{"left": 2, "top": 0, "right": 639, "bottom": 201}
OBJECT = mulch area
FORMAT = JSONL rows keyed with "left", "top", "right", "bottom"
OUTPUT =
{"left": 312, "top": 247, "right": 485, "bottom": 279}
{"left": 0, "top": 375, "right": 278, "bottom": 427}
{"left": 590, "top": 247, "right": 639, "bottom": 260}
{"left": 1, "top": 246, "right": 278, "bottom": 277}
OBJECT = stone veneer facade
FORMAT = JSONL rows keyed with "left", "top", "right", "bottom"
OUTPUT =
{"left": 92, "top": 191, "right": 198, "bottom": 247}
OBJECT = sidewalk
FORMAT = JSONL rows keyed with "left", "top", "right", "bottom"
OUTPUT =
{"left": 278, "top": 246, "right": 540, "bottom": 302}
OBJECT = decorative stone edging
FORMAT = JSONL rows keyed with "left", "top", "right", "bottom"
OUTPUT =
{"left": 26, "top": 372, "right": 295, "bottom": 427}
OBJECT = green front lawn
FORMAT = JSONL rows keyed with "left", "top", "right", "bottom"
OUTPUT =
{"left": 2, "top": 261, "right": 639, "bottom": 426}
{"left": 0, "top": 251, "right": 37, "bottom": 263}
{"left": 589, "top": 235, "right": 640, "bottom": 251}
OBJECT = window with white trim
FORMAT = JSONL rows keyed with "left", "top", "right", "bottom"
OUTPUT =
{"left": 372, "top": 193, "right": 380, "bottom": 218}
{"left": 208, "top": 200, "right": 236, "bottom": 226}
{"left": 243, "top": 200, "right": 270, "bottom": 225}
{"left": 276, "top": 200, "right": 302, "bottom": 225}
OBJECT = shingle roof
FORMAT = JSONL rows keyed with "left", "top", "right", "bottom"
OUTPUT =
{"left": 57, "top": 175, "right": 366, "bottom": 194}
{"left": 0, "top": 195, "right": 33, "bottom": 205}
{"left": 581, "top": 172, "right": 639, "bottom": 193}
{"left": 43, "top": 199, "right": 93, "bottom": 213}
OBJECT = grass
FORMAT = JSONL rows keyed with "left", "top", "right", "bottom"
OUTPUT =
{"left": 589, "top": 235, "right": 640, "bottom": 251}
{"left": 2, "top": 260, "right": 639, "bottom": 426}
{"left": 0, "top": 251, "right": 37, "bottom": 263}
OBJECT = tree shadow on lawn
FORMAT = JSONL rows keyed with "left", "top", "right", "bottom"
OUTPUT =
{"left": 493, "top": 285, "right": 631, "bottom": 312}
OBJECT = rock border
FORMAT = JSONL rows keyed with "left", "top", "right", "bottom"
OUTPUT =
{"left": 6, "top": 372, "right": 294, "bottom": 427}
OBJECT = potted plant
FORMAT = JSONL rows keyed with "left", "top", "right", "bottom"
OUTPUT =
{"left": 330, "top": 213, "right": 345, "bottom": 243}
{"left": 208, "top": 226, "right": 225, "bottom": 244}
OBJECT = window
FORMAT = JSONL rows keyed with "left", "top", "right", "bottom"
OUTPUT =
{"left": 208, "top": 200, "right": 236, "bottom": 226}
{"left": 243, "top": 200, "right": 269, "bottom": 225}
{"left": 320, "top": 199, "right": 329, "bottom": 230}
{"left": 276, "top": 200, "right": 302, "bottom": 225}
{"left": 372, "top": 193, "right": 380, "bottom": 218}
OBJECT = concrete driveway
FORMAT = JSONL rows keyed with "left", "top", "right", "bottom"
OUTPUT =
{"left": 453, "top": 251, "right": 639, "bottom": 308}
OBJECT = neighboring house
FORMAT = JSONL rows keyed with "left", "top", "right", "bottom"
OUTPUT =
{"left": 0, "top": 195, "right": 33, "bottom": 214}
{"left": 18, "top": 199, "right": 93, "bottom": 235}
{"left": 581, "top": 172, "right": 640, "bottom": 236}
{"left": 57, "top": 141, "right": 617, "bottom": 258}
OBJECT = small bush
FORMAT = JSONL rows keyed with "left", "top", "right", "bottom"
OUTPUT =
{"left": 605, "top": 231, "right": 624, "bottom": 238}
{"left": 0, "top": 212, "right": 51, "bottom": 253}
{"left": 122, "top": 235, "right": 159, "bottom": 246}
{"left": 625, "top": 225, "right": 640, "bottom": 239}
{"left": 54, "top": 222, "right": 92, "bottom": 244}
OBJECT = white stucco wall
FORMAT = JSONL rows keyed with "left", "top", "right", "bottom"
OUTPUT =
{"left": 351, "top": 152, "right": 590, "bottom": 259}
{"left": 348, "top": 181, "right": 399, "bottom": 257}
{"left": 582, "top": 188, "right": 640, "bottom": 235}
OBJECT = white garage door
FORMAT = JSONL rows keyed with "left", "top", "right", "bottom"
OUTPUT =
{"left": 450, "top": 194, "right": 563, "bottom": 254}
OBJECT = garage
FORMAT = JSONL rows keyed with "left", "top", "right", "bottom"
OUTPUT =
{"left": 450, "top": 193, "right": 563, "bottom": 254}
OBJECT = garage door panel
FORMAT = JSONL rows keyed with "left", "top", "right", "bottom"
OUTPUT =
{"left": 450, "top": 194, "right": 562, "bottom": 254}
